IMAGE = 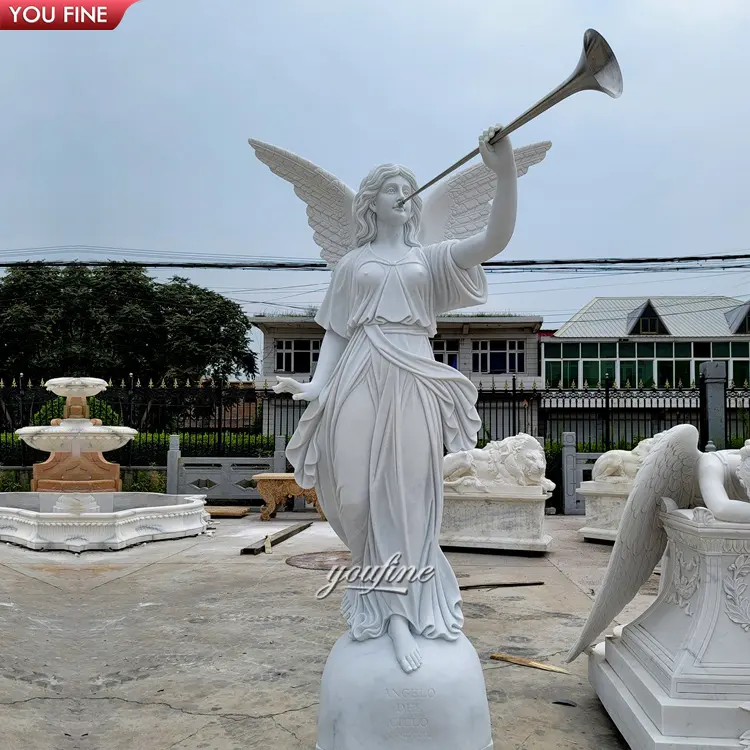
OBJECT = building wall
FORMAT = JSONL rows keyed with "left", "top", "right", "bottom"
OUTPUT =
{"left": 256, "top": 322, "right": 541, "bottom": 387}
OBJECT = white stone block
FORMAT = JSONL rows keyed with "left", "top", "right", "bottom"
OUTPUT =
{"left": 441, "top": 487, "right": 552, "bottom": 553}
{"left": 577, "top": 480, "right": 632, "bottom": 542}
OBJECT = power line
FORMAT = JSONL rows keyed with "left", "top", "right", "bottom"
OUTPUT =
{"left": 3, "top": 251, "right": 750, "bottom": 271}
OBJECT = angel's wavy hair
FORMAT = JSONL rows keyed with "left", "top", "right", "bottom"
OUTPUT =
{"left": 352, "top": 164, "right": 423, "bottom": 248}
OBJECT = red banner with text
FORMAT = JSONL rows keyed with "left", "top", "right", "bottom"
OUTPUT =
{"left": 0, "top": 0, "right": 139, "bottom": 30}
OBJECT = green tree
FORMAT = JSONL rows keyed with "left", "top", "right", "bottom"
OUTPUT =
{"left": 0, "top": 264, "right": 256, "bottom": 382}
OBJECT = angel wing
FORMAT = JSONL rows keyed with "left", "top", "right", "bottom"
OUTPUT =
{"left": 248, "top": 139, "right": 356, "bottom": 267}
{"left": 565, "top": 424, "right": 702, "bottom": 662}
{"left": 417, "top": 141, "right": 552, "bottom": 247}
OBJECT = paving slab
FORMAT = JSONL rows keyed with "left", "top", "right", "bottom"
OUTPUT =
{"left": 0, "top": 513, "right": 639, "bottom": 749}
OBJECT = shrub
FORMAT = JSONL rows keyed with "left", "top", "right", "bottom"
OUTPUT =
{"left": 0, "top": 470, "right": 30, "bottom": 492}
{"left": 0, "top": 431, "right": 279, "bottom": 466}
{"left": 122, "top": 469, "right": 167, "bottom": 493}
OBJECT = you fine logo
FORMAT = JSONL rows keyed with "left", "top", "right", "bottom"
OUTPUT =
{"left": 0, "top": 0, "right": 140, "bottom": 30}
{"left": 315, "top": 553, "right": 436, "bottom": 600}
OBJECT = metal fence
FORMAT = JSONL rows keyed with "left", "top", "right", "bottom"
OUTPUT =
{"left": 2, "top": 376, "right": 749, "bottom": 469}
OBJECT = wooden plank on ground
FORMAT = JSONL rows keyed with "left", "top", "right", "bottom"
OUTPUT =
{"left": 459, "top": 581, "right": 544, "bottom": 591}
{"left": 457, "top": 573, "right": 546, "bottom": 591}
{"left": 240, "top": 522, "right": 313, "bottom": 556}
{"left": 206, "top": 506, "right": 252, "bottom": 518}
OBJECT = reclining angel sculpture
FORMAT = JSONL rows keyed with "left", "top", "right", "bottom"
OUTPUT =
{"left": 249, "top": 130, "right": 551, "bottom": 674}
{"left": 567, "top": 424, "right": 750, "bottom": 662}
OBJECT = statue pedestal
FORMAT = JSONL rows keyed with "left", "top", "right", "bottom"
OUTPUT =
{"left": 316, "top": 632, "right": 492, "bottom": 750}
{"left": 440, "top": 487, "right": 552, "bottom": 553}
{"left": 588, "top": 508, "right": 750, "bottom": 749}
{"left": 577, "top": 481, "right": 632, "bottom": 542}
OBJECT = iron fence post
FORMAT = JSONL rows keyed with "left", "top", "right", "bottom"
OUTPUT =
{"left": 604, "top": 375, "right": 611, "bottom": 450}
{"left": 511, "top": 376, "right": 517, "bottom": 436}
{"left": 127, "top": 373, "right": 134, "bottom": 467}
{"left": 18, "top": 372, "right": 25, "bottom": 468}
{"left": 217, "top": 377, "right": 224, "bottom": 457}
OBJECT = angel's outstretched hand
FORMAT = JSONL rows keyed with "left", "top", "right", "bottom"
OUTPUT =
{"left": 478, "top": 124, "right": 514, "bottom": 175}
{"left": 273, "top": 377, "right": 323, "bottom": 402}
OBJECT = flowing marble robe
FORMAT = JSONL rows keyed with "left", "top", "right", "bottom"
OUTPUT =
{"left": 286, "top": 240, "right": 487, "bottom": 641}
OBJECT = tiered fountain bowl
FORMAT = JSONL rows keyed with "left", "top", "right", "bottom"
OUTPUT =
{"left": 0, "top": 377, "right": 208, "bottom": 552}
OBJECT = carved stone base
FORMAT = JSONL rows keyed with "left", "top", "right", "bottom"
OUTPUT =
{"left": 32, "top": 451, "right": 122, "bottom": 493}
{"left": 588, "top": 507, "right": 750, "bottom": 749}
{"left": 440, "top": 488, "right": 552, "bottom": 553}
{"left": 577, "top": 481, "right": 632, "bottom": 543}
{"left": 0, "top": 492, "right": 209, "bottom": 551}
{"left": 316, "top": 632, "right": 493, "bottom": 750}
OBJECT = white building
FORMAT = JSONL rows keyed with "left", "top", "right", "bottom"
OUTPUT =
{"left": 543, "top": 296, "right": 750, "bottom": 389}
{"left": 249, "top": 311, "right": 544, "bottom": 389}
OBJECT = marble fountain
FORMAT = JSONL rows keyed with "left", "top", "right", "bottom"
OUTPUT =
{"left": 0, "top": 376, "right": 208, "bottom": 552}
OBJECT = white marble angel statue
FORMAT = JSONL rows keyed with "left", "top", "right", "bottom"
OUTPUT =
{"left": 566, "top": 425, "right": 750, "bottom": 662}
{"left": 249, "top": 129, "right": 551, "bottom": 674}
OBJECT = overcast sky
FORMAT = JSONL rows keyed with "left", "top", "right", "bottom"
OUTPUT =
{"left": 1, "top": 0, "right": 749, "bottom": 359}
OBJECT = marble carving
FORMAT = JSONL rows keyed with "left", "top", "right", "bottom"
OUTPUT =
{"left": 568, "top": 428, "right": 750, "bottom": 749}
{"left": 578, "top": 436, "right": 657, "bottom": 542}
{"left": 250, "top": 128, "right": 551, "bottom": 749}
{"left": 591, "top": 437, "right": 656, "bottom": 484}
{"left": 441, "top": 434, "right": 554, "bottom": 552}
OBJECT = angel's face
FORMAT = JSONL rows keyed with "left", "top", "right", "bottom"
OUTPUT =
{"left": 372, "top": 176, "right": 413, "bottom": 228}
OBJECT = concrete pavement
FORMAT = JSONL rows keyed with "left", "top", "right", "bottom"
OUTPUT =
{"left": 0, "top": 514, "right": 654, "bottom": 749}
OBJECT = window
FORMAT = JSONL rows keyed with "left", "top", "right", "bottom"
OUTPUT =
{"left": 562, "top": 360, "right": 578, "bottom": 388}
{"left": 656, "top": 342, "right": 673, "bottom": 358}
{"left": 600, "top": 342, "right": 617, "bottom": 358}
{"left": 734, "top": 361, "right": 750, "bottom": 387}
{"left": 639, "top": 316, "right": 659, "bottom": 334}
{"left": 562, "top": 343, "right": 580, "bottom": 359}
{"left": 637, "top": 341, "right": 654, "bottom": 358}
{"left": 620, "top": 360, "right": 636, "bottom": 387}
{"left": 581, "top": 360, "right": 615, "bottom": 387}
{"left": 713, "top": 341, "right": 730, "bottom": 358}
{"left": 275, "top": 339, "right": 321, "bottom": 373}
{"left": 545, "top": 361, "right": 562, "bottom": 388}
{"left": 675, "top": 342, "right": 692, "bottom": 358}
{"left": 600, "top": 361, "right": 616, "bottom": 383}
{"left": 581, "top": 343, "right": 598, "bottom": 358}
{"left": 582, "top": 361, "right": 599, "bottom": 387}
{"left": 675, "top": 360, "right": 691, "bottom": 388}
{"left": 694, "top": 342, "right": 711, "bottom": 358}
{"left": 432, "top": 339, "right": 460, "bottom": 369}
{"left": 619, "top": 342, "right": 636, "bottom": 358}
{"left": 657, "top": 360, "right": 674, "bottom": 388}
{"left": 472, "top": 340, "right": 525, "bottom": 374}
{"left": 544, "top": 342, "right": 561, "bottom": 359}
{"left": 638, "top": 361, "right": 654, "bottom": 387}
{"left": 732, "top": 342, "right": 749, "bottom": 357}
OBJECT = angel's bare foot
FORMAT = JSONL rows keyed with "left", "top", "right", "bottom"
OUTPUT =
{"left": 388, "top": 615, "right": 422, "bottom": 673}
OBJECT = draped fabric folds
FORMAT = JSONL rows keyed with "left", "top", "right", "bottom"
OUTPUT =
{"left": 287, "top": 241, "right": 488, "bottom": 640}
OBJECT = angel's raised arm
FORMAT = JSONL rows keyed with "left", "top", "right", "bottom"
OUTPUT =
{"left": 449, "top": 130, "right": 518, "bottom": 270}
{"left": 418, "top": 140, "right": 552, "bottom": 270}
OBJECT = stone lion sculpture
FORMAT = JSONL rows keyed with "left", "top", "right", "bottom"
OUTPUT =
{"left": 590, "top": 436, "right": 657, "bottom": 484}
{"left": 443, "top": 433, "right": 555, "bottom": 495}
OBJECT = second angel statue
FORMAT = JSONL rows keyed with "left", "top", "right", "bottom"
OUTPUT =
{"left": 249, "top": 132, "right": 550, "bottom": 678}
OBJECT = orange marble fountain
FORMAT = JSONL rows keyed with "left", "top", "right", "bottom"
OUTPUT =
{"left": 16, "top": 377, "right": 137, "bottom": 492}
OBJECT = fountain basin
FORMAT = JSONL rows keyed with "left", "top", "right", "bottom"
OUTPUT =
{"left": 0, "top": 492, "right": 209, "bottom": 551}
{"left": 16, "top": 420, "right": 138, "bottom": 454}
